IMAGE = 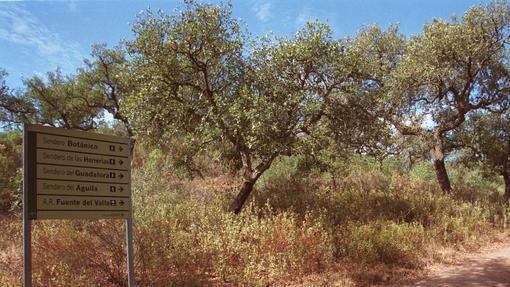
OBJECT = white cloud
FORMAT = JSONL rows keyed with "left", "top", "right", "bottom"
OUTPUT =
{"left": 253, "top": 1, "right": 272, "bottom": 22}
{"left": 294, "top": 7, "right": 337, "bottom": 30}
{"left": 0, "top": 4, "right": 84, "bottom": 73}
{"left": 295, "top": 8, "right": 313, "bottom": 28}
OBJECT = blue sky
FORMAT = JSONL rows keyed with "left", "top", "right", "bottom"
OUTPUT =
{"left": 0, "top": 0, "right": 486, "bottom": 90}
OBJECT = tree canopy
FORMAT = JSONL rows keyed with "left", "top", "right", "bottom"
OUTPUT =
{"left": 389, "top": 1, "right": 510, "bottom": 192}
{"left": 125, "top": 2, "right": 348, "bottom": 212}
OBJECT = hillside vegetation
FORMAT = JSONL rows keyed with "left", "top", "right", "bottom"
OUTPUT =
{"left": 1, "top": 152, "right": 509, "bottom": 286}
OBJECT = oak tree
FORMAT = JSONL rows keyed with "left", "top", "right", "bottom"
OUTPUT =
{"left": 391, "top": 2, "right": 510, "bottom": 192}
{"left": 125, "top": 2, "right": 343, "bottom": 213}
{"left": 454, "top": 109, "right": 510, "bottom": 198}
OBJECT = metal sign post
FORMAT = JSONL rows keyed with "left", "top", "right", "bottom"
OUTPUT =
{"left": 126, "top": 139, "right": 135, "bottom": 287}
{"left": 22, "top": 124, "right": 134, "bottom": 286}
{"left": 23, "top": 124, "right": 32, "bottom": 287}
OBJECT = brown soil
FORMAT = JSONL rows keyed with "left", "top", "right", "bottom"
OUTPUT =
{"left": 405, "top": 233, "right": 510, "bottom": 287}
{"left": 282, "top": 232, "right": 510, "bottom": 287}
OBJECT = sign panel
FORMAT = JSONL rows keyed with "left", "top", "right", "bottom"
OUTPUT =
{"left": 36, "top": 164, "right": 128, "bottom": 183}
{"left": 24, "top": 124, "right": 131, "bottom": 220}
{"left": 37, "top": 149, "right": 129, "bottom": 170}
{"left": 36, "top": 133, "right": 128, "bottom": 157}
{"left": 36, "top": 180, "right": 128, "bottom": 197}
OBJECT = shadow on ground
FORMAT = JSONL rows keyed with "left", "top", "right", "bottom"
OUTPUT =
{"left": 407, "top": 248, "right": 510, "bottom": 287}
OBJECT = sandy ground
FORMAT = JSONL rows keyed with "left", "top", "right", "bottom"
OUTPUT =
{"left": 283, "top": 233, "right": 510, "bottom": 287}
{"left": 407, "top": 242, "right": 510, "bottom": 287}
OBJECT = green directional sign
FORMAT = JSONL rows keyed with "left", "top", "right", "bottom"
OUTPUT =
{"left": 24, "top": 125, "right": 131, "bottom": 220}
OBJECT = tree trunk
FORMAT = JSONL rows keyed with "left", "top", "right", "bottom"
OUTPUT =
{"left": 430, "top": 131, "right": 452, "bottom": 193}
{"left": 229, "top": 180, "right": 255, "bottom": 214}
{"left": 504, "top": 132, "right": 510, "bottom": 200}
{"left": 228, "top": 156, "right": 275, "bottom": 214}
{"left": 503, "top": 171, "right": 510, "bottom": 200}
{"left": 433, "top": 158, "right": 452, "bottom": 193}
{"left": 408, "top": 151, "right": 414, "bottom": 171}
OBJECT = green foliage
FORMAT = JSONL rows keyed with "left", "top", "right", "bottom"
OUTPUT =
{"left": 125, "top": 1, "right": 246, "bottom": 146}
{"left": 78, "top": 44, "right": 135, "bottom": 137}
{"left": 325, "top": 25, "right": 405, "bottom": 159}
{"left": 0, "top": 131, "right": 22, "bottom": 211}
{"left": 451, "top": 110, "right": 510, "bottom": 192}
{"left": 449, "top": 164, "right": 501, "bottom": 194}
{"left": 124, "top": 1, "right": 352, "bottom": 212}
{"left": 0, "top": 161, "right": 335, "bottom": 286}
{"left": 436, "top": 201, "right": 488, "bottom": 243}
{"left": 23, "top": 69, "right": 103, "bottom": 129}
{"left": 1, "top": 152, "right": 508, "bottom": 285}
{"left": 387, "top": 1, "right": 510, "bottom": 192}
{"left": 409, "top": 161, "right": 436, "bottom": 183}
{"left": 200, "top": 207, "right": 334, "bottom": 285}
{"left": 394, "top": 2, "right": 510, "bottom": 115}
{"left": 1, "top": 46, "right": 133, "bottom": 134}
{"left": 0, "top": 69, "right": 12, "bottom": 126}
{"left": 253, "top": 155, "right": 499, "bottom": 253}
{"left": 343, "top": 220, "right": 426, "bottom": 267}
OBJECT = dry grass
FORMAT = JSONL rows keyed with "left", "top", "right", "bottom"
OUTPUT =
{"left": 0, "top": 156, "right": 509, "bottom": 286}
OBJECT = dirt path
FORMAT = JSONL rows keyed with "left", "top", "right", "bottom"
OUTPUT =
{"left": 408, "top": 244, "right": 510, "bottom": 287}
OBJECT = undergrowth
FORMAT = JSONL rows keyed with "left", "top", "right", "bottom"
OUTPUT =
{"left": 0, "top": 155, "right": 508, "bottom": 286}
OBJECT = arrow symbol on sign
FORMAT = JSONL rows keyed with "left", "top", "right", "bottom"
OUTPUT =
{"left": 119, "top": 173, "right": 124, "bottom": 179}
{"left": 119, "top": 146, "right": 124, "bottom": 152}
{"left": 119, "top": 186, "right": 124, "bottom": 192}
{"left": 119, "top": 159, "right": 124, "bottom": 165}
{"left": 119, "top": 200, "right": 125, "bottom": 206}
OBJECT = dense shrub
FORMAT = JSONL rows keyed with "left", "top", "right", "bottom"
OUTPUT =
{"left": 0, "top": 214, "right": 22, "bottom": 286}
{"left": 342, "top": 220, "right": 427, "bottom": 267}
{"left": 0, "top": 155, "right": 507, "bottom": 286}
{"left": 0, "top": 131, "right": 22, "bottom": 211}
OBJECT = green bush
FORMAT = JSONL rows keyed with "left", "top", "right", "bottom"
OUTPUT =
{"left": 0, "top": 131, "right": 22, "bottom": 212}
{"left": 409, "top": 161, "right": 436, "bottom": 183}
{"left": 434, "top": 202, "right": 491, "bottom": 243}
{"left": 252, "top": 165, "right": 501, "bottom": 271}
{"left": 342, "top": 220, "right": 427, "bottom": 267}
{"left": 0, "top": 154, "right": 507, "bottom": 286}
{"left": 131, "top": 163, "right": 335, "bottom": 286}
{"left": 200, "top": 206, "right": 334, "bottom": 285}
